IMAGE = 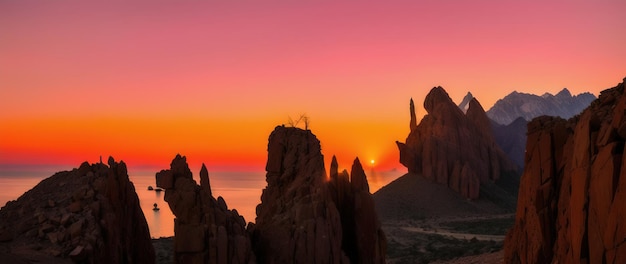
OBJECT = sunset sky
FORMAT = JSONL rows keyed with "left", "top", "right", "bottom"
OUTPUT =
{"left": 1, "top": 1, "right": 625, "bottom": 172}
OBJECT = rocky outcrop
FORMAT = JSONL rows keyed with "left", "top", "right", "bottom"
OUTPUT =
{"left": 252, "top": 126, "right": 386, "bottom": 264}
{"left": 0, "top": 157, "right": 155, "bottom": 263}
{"left": 486, "top": 88, "right": 596, "bottom": 125}
{"left": 156, "top": 154, "right": 254, "bottom": 264}
{"left": 328, "top": 156, "right": 387, "bottom": 264}
{"left": 505, "top": 78, "right": 626, "bottom": 263}
{"left": 397, "top": 87, "right": 519, "bottom": 199}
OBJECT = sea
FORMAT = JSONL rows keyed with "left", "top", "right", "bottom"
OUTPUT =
{"left": 0, "top": 166, "right": 402, "bottom": 238}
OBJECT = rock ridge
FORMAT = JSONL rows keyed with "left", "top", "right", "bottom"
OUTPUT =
{"left": 486, "top": 88, "right": 596, "bottom": 125}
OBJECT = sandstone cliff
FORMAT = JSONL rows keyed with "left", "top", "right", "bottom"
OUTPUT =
{"left": 505, "top": 78, "right": 626, "bottom": 263}
{"left": 252, "top": 126, "right": 386, "bottom": 264}
{"left": 156, "top": 154, "right": 254, "bottom": 264}
{"left": 397, "top": 87, "right": 519, "bottom": 199}
{"left": 0, "top": 157, "right": 155, "bottom": 263}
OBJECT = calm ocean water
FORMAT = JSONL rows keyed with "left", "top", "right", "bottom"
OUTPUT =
{"left": 0, "top": 166, "right": 402, "bottom": 238}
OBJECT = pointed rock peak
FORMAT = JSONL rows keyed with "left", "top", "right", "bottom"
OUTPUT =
{"left": 350, "top": 157, "right": 370, "bottom": 192}
{"left": 107, "top": 156, "right": 116, "bottom": 167}
{"left": 170, "top": 154, "right": 192, "bottom": 179}
{"left": 458, "top": 92, "right": 475, "bottom": 113}
{"left": 410, "top": 98, "right": 417, "bottom": 131}
{"left": 424, "top": 86, "right": 455, "bottom": 113}
{"left": 200, "top": 163, "right": 212, "bottom": 196}
{"left": 330, "top": 155, "right": 339, "bottom": 180}
{"left": 556, "top": 88, "right": 572, "bottom": 98}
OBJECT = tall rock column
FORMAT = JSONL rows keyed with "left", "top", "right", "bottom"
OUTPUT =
{"left": 156, "top": 154, "right": 254, "bottom": 264}
{"left": 252, "top": 126, "right": 347, "bottom": 263}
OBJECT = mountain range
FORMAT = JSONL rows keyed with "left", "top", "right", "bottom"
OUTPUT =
{"left": 485, "top": 88, "right": 595, "bottom": 125}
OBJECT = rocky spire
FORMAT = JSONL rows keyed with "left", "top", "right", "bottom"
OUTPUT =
{"left": 157, "top": 155, "right": 254, "bottom": 264}
{"left": 397, "top": 86, "right": 519, "bottom": 199}
{"left": 330, "top": 155, "right": 339, "bottom": 180}
{"left": 409, "top": 98, "right": 417, "bottom": 131}
{"left": 199, "top": 163, "right": 211, "bottom": 196}
{"left": 350, "top": 158, "right": 369, "bottom": 193}
{"left": 253, "top": 126, "right": 386, "bottom": 263}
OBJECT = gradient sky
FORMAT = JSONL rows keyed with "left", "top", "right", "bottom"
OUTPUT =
{"left": 1, "top": 1, "right": 625, "bottom": 172}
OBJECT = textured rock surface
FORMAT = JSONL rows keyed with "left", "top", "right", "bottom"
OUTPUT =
{"left": 486, "top": 88, "right": 595, "bottom": 125}
{"left": 397, "top": 87, "right": 519, "bottom": 199}
{"left": 505, "top": 78, "right": 626, "bottom": 263}
{"left": 156, "top": 154, "right": 254, "bottom": 264}
{"left": 252, "top": 126, "right": 386, "bottom": 264}
{"left": 0, "top": 158, "right": 155, "bottom": 263}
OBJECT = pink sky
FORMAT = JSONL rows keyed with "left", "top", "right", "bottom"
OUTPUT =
{"left": 1, "top": 1, "right": 625, "bottom": 171}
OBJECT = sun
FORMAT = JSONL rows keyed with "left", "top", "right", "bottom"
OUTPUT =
{"left": 370, "top": 159, "right": 375, "bottom": 165}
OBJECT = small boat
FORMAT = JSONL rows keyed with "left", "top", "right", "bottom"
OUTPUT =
{"left": 148, "top": 186, "right": 154, "bottom": 191}
{"left": 152, "top": 203, "right": 160, "bottom": 211}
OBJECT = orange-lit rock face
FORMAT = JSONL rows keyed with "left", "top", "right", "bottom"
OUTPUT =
{"left": 505, "top": 78, "right": 626, "bottom": 264}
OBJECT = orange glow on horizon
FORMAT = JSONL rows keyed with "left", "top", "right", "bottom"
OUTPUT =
{"left": 0, "top": 115, "right": 406, "bottom": 173}
{"left": 1, "top": 1, "right": 624, "bottom": 176}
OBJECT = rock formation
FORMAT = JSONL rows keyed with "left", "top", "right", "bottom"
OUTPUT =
{"left": 505, "top": 78, "right": 626, "bottom": 263}
{"left": 0, "top": 157, "right": 155, "bottom": 263}
{"left": 397, "top": 87, "right": 519, "bottom": 199}
{"left": 458, "top": 92, "right": 474, "bottom": 113}
{"left": 409, "top": 98, "right": 417, "bottom": 131}
{"left": 486, "top": 88, "right": 595, "bottom": 125}
{"left": 252, "top": 126, "right": 386, "bottom": 264}
{"left": 156, "top": 154, "right": 254, "bottom": 264}
{"left": 328, "top": 156, "right": 387, "bottom": 264}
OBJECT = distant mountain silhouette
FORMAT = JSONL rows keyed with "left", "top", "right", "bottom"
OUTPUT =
{"left": 491, "top": 117, "right": 528, "bottom": 169}
{"left": 486, "top": 88, "right": 595, "bottom": 125}
{"left": 505, "top": 77, "right": 626, "bottom": 263}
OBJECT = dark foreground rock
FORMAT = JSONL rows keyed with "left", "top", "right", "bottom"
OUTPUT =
{"left": 156, "top": 154, "right": 254, "bottom": 264}
{"left": 252, "top": 126, "right": 386, "bottom": 264}
{"left": 0, "top": 157, "right": 155, "bottom": 263}
{"left": 505, "top": 77, "right": 626, "bottom": 263}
